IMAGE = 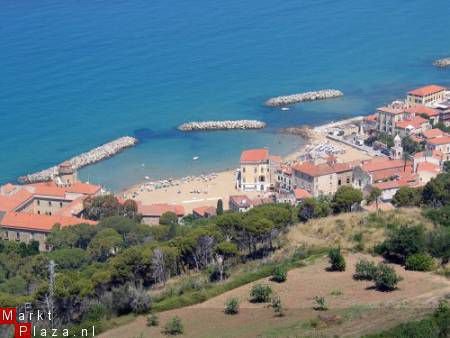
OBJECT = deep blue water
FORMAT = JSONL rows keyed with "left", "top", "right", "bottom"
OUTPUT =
{"left": 1, "top": 0, "right": 449, "bottom": 191}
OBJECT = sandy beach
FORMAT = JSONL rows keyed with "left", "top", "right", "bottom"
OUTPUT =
{"left": 123, "top": 122, "right": 372, "bottom": 213}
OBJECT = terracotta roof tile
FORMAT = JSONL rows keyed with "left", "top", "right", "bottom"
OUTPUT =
{"left": 408, "top": 85, "right": 446, "bottom": 97}
{"left": 229, "top": 195, "right": 252, "bottom": 208}
{"left": 427, "top": 136, "right": 450, "bottom": 145}
{"left": 395, "top": 116, "right": 428, "bottom": 129}
{"left": 406, "top": 104, "right": 440, "bottom": 117}
{"left": 0, "top": 212, "right": 96, "bottom": 232}
{"left": 417, "top": 162, "right": 440, "bottom": 173}
{"left": 240, "top": 149, "right": 269, "bottom": 163}
{"left": 361, "top": 158, "right": 408, "bottom": 173}
{"left": 138, "top": 203, "right": 185, "bottom": 217}
{"left": 192, "top": 206, "right": 216, "bottom": 217}
{"left": 0, "top": 190, "right": 33, "bottom": 212}
{"left": 294, "top": 188, "right": 312, "bottom": 200}
{"left": 293, "top": 161, "right": 352, "bottom": 177}
{"left": 423, "top": 129, "right": 447, "bottom": 139}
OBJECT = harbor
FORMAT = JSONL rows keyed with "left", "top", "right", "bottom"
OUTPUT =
{"left": 18, "top": 136, "right": 138, "bottom": 184}
{"left": 178, "top": 120, "right": 266, "bottom": 131}
{"left": 265, "top": 89, "right": 343, "bottom": 107}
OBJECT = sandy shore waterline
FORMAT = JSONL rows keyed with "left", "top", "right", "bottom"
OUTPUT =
{"left": 122, "top": 117, "right": 371, "bottom": 213}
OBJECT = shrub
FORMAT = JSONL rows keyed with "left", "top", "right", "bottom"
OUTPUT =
{"left": 330, "top": 289, "right": 343, "bottom": 296}
{"left": 249, "top": 284, "right": 272, "bottom": 303}
{"left": 373, "top": 263, "right": 402, "bottom": 291}
{"left": 129, "top": 285, "right": 152, "bottom": 314}
{"left": 354, "top": 259, "right": 377, "bottom": 280}
{"left": 405, "top": 253, "right": 435, "bottom": 271}
{"left": 313, "top": 296, "right": 328, "bottom": 311}
{"left": 328, "top": 247, "right": 346, "bottom": 271}
{"left": 271, "top": 295, "right": 284, "bottom": 317}
{"left": 224, "top": 297, "right": 240, "bottom": 315}
{"left": 147, "top": 313, "right": 159, "bottom": 327}
{"left": 163, "top": 316, "right": 184, "bottom": 335}
{"left": 271, "top": 265, "right": 287, "bottom": 283}
{"left": 208, "top": 264, "right": 230, "bottom": 282}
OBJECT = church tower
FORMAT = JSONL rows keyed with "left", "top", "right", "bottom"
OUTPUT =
{"left": 392, "top": 134, "right": 403, "bottom": 160}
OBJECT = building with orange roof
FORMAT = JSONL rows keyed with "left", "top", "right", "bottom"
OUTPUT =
{"left": 0, "top": 212, "right": 96, "bottom": 251}
{"left": 405, "top": 104, "right": 440, "bottom": 124}
{"left": 353, "top": 156, "right": 413, "bottom": 193}
{"left": 376, "top": 105, "right": 408, "bottom": 135}
{"left": 395, "top": 115, "right": 431, "bottom": 137}
{"left": 229, "top": 195, "right": 253, "bottom": 212}
{"left": 426, "top": 135, "right": 450, "bottom": 161}
{"left": 237, "top": 148, "right": 279, "bottom": 192}
{"left": 406, "top": 85, "right": 446, "bottom": 106}
{"left": 275, "top": 165, "right": 294, "bottom": 192}
{"left": 192, "top": 206, "right": 217, "bottom": 219}
{"left": 137, "top": 203, "right": 185, "bottom": 225}
{"left": 423, "top": 128, "right": 447, "bottom": 140}
{"left": 293, "top": 188, "right": 312, "bottom": 202}
{"left": 0, "top": 167, "right": 102, "bottom": 250}
{"left": 292, "top": 157, "right": 354, "bottom": 197}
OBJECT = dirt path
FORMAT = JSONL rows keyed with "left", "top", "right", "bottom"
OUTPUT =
{"left": 100, "top": 254, "right": 450, "bottom": 338}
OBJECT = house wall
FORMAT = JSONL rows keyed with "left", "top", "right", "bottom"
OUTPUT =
{"left": 239, "top": 161, "right": 270, "bottom": 192}
{"left": 1, "top": 228, "right": 48, "bottom": 251}
{"left": 406, "top": 91, "right": 445, "bottom": 106}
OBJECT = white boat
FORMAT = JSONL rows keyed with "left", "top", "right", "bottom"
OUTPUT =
{"left": 144, "top": 176, "right": 150, "bottom": 180}
{"left": 193, "top": 156, "right": 199, "bottom": 160}
{"left": 281, "top": 107, "right": 290, "bottom": 111}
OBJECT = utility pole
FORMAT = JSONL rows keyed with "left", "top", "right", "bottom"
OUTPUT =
{"left": 48, "top": 260, "right": 55, "bottom": 330}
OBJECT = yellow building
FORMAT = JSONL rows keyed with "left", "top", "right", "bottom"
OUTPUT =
{"left": 237, "top": 149, "right": 279, "bottom": 192}
{"left": 406, "top": 85, "right": 446, "bottom": 106}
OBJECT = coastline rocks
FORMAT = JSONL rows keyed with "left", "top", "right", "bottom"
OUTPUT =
{"left": 433, "top": 57, "right": 450, "bottom": 68}
{"left": 279, "top": 125, "right": 314, "bottom": 139}
{"left": 18, "top": 136, "right": 138, "bottom": 184}
{"left": 178, "top": 120, "right": 266, "bottom": 131}
{"left": 265, "top": 89, "right": 344, "bottom": 107}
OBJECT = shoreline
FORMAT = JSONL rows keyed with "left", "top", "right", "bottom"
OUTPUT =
{"left": 122, "top": 115, "right": 370, "bottom": 212}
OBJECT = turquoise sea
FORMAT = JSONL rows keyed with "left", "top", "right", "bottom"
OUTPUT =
{"left": 1, "top": 0, "right": 449, "bottom": 191}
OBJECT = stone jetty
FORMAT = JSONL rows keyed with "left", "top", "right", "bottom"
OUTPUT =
{"left": 18, "top": 136, "right": 138, "bottom": 184}
{"left": 265, "top": 89, "right": 343, "bottom": 107}
{"left": 433, "top": 57, "right": 450, "bottom": 68}
{"left": 178, "top": 120, "right": 266, "bottom": 131}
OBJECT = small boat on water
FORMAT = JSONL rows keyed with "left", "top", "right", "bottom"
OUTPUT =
{"left": 145, "top": 176, "right": 150, "bottom": 180}
{"left": 281, "top": 107, "right": 290, "bottom": 111}
{"left": 193, "top": 156, "right": 199, "bottom": 160}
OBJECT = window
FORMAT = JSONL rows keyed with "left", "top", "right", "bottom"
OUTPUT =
{"left": 48, "top": 201, "right": 52, "bottom": 206}
{"left": 346, "top": 178, "right": 350, "bottom": 184}
{"left": 242, "top": 167, "right": 245, "bottom": 173}
{"left": 338, "top": 179, "right": 342, "bottom": 186}
{"left": 60, "top": 202, "right": 63, "bottom": 207}
{"left": 37, "top": 200, "right": 40, "bottom": 206}
{"left": 37, "top": 211, "right": 40, "bottom": 215}
{"left": 16, "top": 232, "right": 20, "bottom": 241}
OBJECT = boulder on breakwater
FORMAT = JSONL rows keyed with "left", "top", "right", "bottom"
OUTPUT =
{"left": 18, "top": 136, "right": 138, "bottom": 184}
{"left": 265, "top": 89, "right": 343, "bottom": 107}
{"left": 178, "top": 120, "right": 266, "bottom": 131}
{"left": 433, "top": 57, "right": 450, "bottom": 68}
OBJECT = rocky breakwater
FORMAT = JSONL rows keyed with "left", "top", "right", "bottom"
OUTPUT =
{"left": 19, "top": 136, "right": 138, "bottom": 184}
{"left": 433, "top": 57, "right": 450, "bottom": 68}
{"left": 265, "top": 89, "right": 343, "bottom": 107}
{"left": 178, "top": 120, "right": 266, "bottom": 131}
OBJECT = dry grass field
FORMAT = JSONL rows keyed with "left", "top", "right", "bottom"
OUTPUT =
{"left": 100, "top": 253, "right": 450, "bottom": 338}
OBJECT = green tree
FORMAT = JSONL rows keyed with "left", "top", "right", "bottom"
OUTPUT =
{"left": 159, "top": 211, "right": 178, "bottom": 226}
{"left": 83, "top": 194, "right": 122, "bottom": 220}
{"left": 332, "top": 186, "right": 363, "bottom": 213}
{"left": 297, "top": 197, "right": 331, "bottom": 222}
{"left": 88, "top": 228, "right": 123, "bottom": 262}
{"left": 402, "top": 136, "right": 423, "bottom": 155}
{"left": 422, "top": 172, "right": 450, "bottom": 207}
{"left": 328, "top": 247, "right": 346, "bottom": 271}
{"left": 373, "top": 263, "right": 402, "bottom": 291}
{"left": 424, "top": 206, "right": 450, "bottom": 227}
{"left": 216, "top": 199, "right": 224, "bottom": 216}
{"left": 375, "top": 225, "right": 426, "bottom": 264}
{"left": 367, "top": 187, "right": 382, "bottom": 210}
{"left": 427, "top": 227, "right": 450, "bottom": 265}
{"left": 443, "top": 161, "right": 450, "bottom": 173}
{"left": 392, "top": 186, "right": 422, "bottom": 207}
{"left": 48, "top": 248, "right": 90, "bottom": 270}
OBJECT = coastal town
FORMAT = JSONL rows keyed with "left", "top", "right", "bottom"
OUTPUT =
{"left": 1, "top": 84, "right": 450, "bottom": 252}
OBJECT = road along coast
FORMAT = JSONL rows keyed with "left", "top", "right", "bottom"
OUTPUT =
{"left": 177, "top": 120, "right": 266, "bottom": 131}
{"left": 18, "top": 136, "right": 138, "bottom": 184}
{"left": 265, "top": 89, "right": 343, "bottom": 107}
